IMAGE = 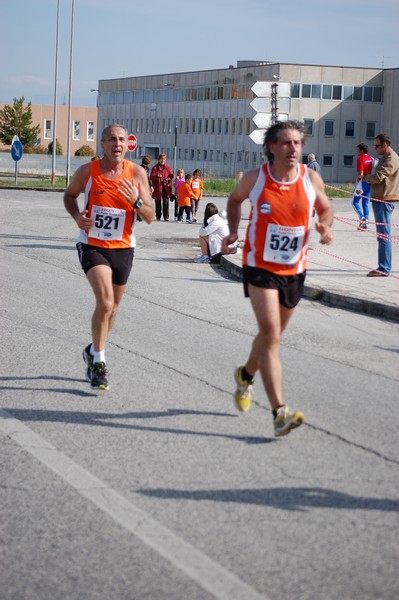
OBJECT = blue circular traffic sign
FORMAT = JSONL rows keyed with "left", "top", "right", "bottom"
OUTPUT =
{"left": 11, "top": 140, "right": 23, "bottom": 162}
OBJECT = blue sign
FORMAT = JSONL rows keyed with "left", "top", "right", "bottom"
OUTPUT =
{"left": 11, "top": 140, "right": 23, "bottom": 162}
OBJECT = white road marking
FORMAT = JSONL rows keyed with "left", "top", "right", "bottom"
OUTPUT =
{"left": 0, "top": 408, "right": 269, "bottom": 600}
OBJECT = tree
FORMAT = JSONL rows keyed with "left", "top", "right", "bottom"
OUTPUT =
{"left": 0, "top": 96, "right": 40, "bottom": 148}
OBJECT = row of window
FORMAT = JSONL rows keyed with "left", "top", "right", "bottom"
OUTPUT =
{"left": 98, "top": 85, "right": 254, "bottom": 106}
{"left": 304, "top": 155, "right": 358, "bottom": 168}
{"left": 133, "top": 146, "right": 262, "bottom": 167}
{"left": 291, "top": 83, "right": 383, "bottom": 102}
{"left": 110, "top": 117, "right": 253, "bottom": 136}
{"left": 304, "top": 118, "right": 376, "bottom": 139}
{"left": 104, "top": 116, "right": 377, "bottom": 142}
{"left": 98, "top": 81, "right": 383, "bottom": 106}
{"left": 44, "top": 119, "right": 95, "bottom": 141}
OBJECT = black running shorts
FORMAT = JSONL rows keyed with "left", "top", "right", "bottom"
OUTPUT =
{"left": 76, "top": 243, "right": 134, "bottom": 286}
{"left": 243, "top": 265, "right": 306, "bottom": 309}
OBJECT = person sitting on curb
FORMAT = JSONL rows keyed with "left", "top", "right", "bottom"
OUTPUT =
{"left": 193, "top": 202, "right": 238, "bottom": 263}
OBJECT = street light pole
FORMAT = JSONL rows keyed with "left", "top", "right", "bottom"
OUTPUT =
{"left": 66, "top": 0, "right": 75, "bottom": 186}
{"left": 51, "top": 0, "right": 60, "bottom": 185}
{"left": 173, "top": 123, "right": 177, "bottom": 176}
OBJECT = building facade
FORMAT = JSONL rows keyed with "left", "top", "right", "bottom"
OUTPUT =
{"left": 0, "top": 103, "right": 98, "bottom": 157}
{"left": 96, "top": 61, "right": 398, "bottom": 182}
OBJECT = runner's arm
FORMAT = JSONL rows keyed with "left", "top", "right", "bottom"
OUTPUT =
{"left": 221, "top": 170, "right": 258, "bottom": 253}
{"left": 308, "top": 169, "right": 334, "bottom": 245}
{"left": 63, "top": 164, "right": 93, "bottom": 230}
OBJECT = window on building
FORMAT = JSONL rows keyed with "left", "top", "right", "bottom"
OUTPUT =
{"left": 344, "top": 155, "right": 354, "bottom": 167}
{"left": 223, "top": 152, "right": 228, "bottom": 165}
{"left": 224, "top": 119, "right": 229, "bottom": 134}
{"left": 192, "top": 119, "right": 196, "bottom": 133}
{"left": 303, "top": 119, "right": 314, "bottom": 135}
{"left": 210, "top": 149, "right": 214, "bottom": 161}
{"left": 344, "top": 86, "right": 354, "bottom": 101}
{"left": 191, "top": 149, "right": 195, "bottom": 160}
{"left": 291, "top": 83, "right": 300, "bottom": 98}
{"left": 44, "top": 119, "right": 52, "bottom": 139}
{"left": 185, "top": 119, "right": 189, "bottom": 134}
{"left": 323, "top": 155, "right": 333, "bottom": 166}
{"left": 203, "top": 149, "right": 207, "bottom": 160}
{"left": 373, "top": 87, "right": 383, "bottom": 102}
{"left": 345, "top": 121, "right": 355, "bottom": 137}
{"left": 73, "top": 121, "right": 80, "bottom": 140}
{"left": 312, "top": 84, "right": 321, "bottom": 98}
{"left": 353, "top": 86, "right": 362, "bottom": 101}
{"left": 239, "top": 118, "right": 243, "bottom": 135}
{"left": 366, "top": 122, "right": 376, "bottom": 138}
{"left": 322, "top": 84, "right": 332, "bottom": 100}
{"left": 363, "top": 86, "right": 373, "bottom": 101}
{"left": 156, "top": 119, "right": 160, "bottom": 133}
{"left": 184, "top": 149, "right": 188, "bottom": 160}
{"left": 218, "top": 119, "right": 222, "bottom": 134}
{"left": 301, "top": 84, "right": 311, "bottom": 98}
{"left": 197, "top": 149, "right": 201, "bottom": 160}
{"left": 246, "top": 119, "right": 251, "bottom": 135}
{"left": 211, "top": 119, "right": 215, "bottom": 134}
{"left": 232, "top": 118, "right": 236, "bottom": 135}
{"left": 324, "top": 120, "right": 334, "bottom": 136}
{"left": 216, "top": 150, "right": 221, "bottom": 162}
{"left": 198, "top": 119, "right": 202, "bottom": 134}
{"left": 332, "top": 85, "right": 342, "bottom": 100}
{"left": 87, "top": 121, "right": 94, "bottom": 141}
{"left": 205, "top": 119, "right": 209, "bottom": 134}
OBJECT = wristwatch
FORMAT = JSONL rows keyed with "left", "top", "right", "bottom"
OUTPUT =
{"left": 133, "top": 197, "right": 143, "bottom": 209}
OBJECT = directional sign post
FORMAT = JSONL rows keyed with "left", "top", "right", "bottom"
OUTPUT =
{"left": 250, "top": 81, "right": 291, "bottom": 146}
{"left": 11, "top": 135, "right": 23, "bottom": 184}
{"left": 127, "top": 133, "right": 137, "bottom": 158}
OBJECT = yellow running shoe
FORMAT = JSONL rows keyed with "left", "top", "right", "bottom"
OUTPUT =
{"left": 274, "top": 406, "right": 304, "bottom": 437}
{"left": 234, "top": 365, "right": 254, "bottom": 412}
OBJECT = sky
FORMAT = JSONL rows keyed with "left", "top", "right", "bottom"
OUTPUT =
{"left": 1, "top": 0, "right": 399, "bottom": 108}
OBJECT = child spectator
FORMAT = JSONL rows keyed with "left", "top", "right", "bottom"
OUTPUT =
{"left": 191, "top": 168, "right": 204, "bottom": 222}
{"left": 177, "top": 174, "right": 194, "bottom": 223}
{"left": 173, "top": 168, "right": 185, "bottom": 221}
{"left": 193, "top": 202, "right": 238, "bottom": 263}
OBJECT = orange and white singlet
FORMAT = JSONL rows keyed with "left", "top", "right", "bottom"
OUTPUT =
{"left": 244, "top": 162, "right": 316, "bottom": 275}
{"left": 76, "top": 160, "right": 137, "bottom": 249}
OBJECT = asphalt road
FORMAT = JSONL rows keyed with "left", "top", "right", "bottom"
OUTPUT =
{"left": 1, "top": 190, "right": 398, "bottom": 600}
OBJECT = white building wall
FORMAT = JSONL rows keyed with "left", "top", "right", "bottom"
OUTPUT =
{"left": 96, "top": 62, "right": 398, "bottom": 182}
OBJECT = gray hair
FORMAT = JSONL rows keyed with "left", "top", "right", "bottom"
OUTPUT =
{"left": 101, "top": 124, "right": 127, "bottom": 142}
{"left": 262, "top": 120, "right": 307, "bottom": 163}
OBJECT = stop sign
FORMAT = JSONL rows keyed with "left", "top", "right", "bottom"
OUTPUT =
{"left": 127, "top": 134, "right": 137, "bottom": 151}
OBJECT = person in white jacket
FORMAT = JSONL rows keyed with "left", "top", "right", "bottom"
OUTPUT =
{"left": 193, "top": 203, "right": 238, "bottom": 263}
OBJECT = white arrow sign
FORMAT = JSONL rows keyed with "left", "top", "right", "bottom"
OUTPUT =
{"left": 249, "top": 129, "right": 266, "bottom": 145}
{"left": 252, "top": 113, "right": 272, "bottom": 128}
{"left": 250, "top": 97, "right": 272, "bottom": 112}
{"left": 250, "top": 97, "right": 291, "bottom": 114}
{"left": 251, "top": 81, "right": 291, "bottom": 97}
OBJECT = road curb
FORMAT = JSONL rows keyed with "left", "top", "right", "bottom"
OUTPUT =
{"left": 220, "top": 255, "right": 399, "bottom": 323}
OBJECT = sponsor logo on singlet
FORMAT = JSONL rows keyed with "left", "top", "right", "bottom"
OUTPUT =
{"left": 260, "top": 202, "right": 271, "bottom": 214}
